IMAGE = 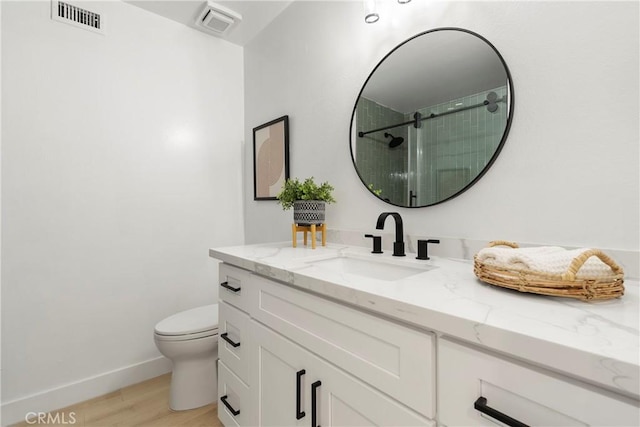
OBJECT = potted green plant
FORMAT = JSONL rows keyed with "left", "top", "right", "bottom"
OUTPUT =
{"left": 276, "top": 177, "right": 336, "bottom": 225}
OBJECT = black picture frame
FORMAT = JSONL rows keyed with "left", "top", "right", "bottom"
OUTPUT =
{"left": 253, "top": 115, "right": 290, "bottom": 200}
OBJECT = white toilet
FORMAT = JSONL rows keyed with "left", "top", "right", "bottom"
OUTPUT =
{"left": 154, "top": 304, "right": 219, "bottom": 411}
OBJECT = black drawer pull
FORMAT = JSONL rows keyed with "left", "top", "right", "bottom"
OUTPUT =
{"left": 220, "top": 395, "right": 240, "bottom": 416}
{"left": 221, "top": 332, "right": 241, "bottom": 348}
{"left": 220, "top": 281, "right": 241, "bottom": 293}
{"left": 311, "top": 380, "right": 322, "bottom": 427}
{"left": 474, "top": 396, "right": 529, "bottom": 427}
{"left": 296, "top": 369, "right": 306, "bottom": 420}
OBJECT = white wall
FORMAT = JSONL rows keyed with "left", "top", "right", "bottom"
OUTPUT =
{"left": 243, "top": 1, "right": 639, "bottom": 253}
{"left": 1, "top": 1, "right": 244, "bottom": 423}
{"left": 0, "top": 0, "right": 4, "bottom": 415}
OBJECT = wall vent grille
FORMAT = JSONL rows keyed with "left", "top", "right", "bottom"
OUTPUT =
{"left": 51, "top": 0, "right": 105, "bottom": 35}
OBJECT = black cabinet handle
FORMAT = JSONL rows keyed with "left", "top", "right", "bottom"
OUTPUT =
{"left": 221, "top": 332, "right": 240, "bottom": 348}
{"left": 296, "top": 369, "right": 306, "bottom": 420}
{"left": 474, "top": 396, "right": 529, "bottom": 427}
{"left": 220, "top": 395, "right": 240, "bottom": 416}
{"left": 220, "top": 281, "right": 241, "bottom": 293}
{"left": 311, "top": 380, "right": 322, "bottom": 427}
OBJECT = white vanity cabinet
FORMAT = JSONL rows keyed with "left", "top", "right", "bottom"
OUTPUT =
{"left": 216, "top": 260, "right": 639, "bottom": 427}
{"left": 252, "top": 320, "right": 432, "bottom": 427}
{"left": 217, "top": 264, "right": 258, "bottom": 426}
{"left": 217, "top": 263, "right": 436, "bottom": 427}
{"left": 438, "top": 338, "right": 639, "bottom": 426}
{"left": 249, "top": 273, "right": 436, "bottom": 419}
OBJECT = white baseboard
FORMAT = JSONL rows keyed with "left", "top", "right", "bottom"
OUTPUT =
{"left": 1, "top": 357, "right": 172, "bottom": 426}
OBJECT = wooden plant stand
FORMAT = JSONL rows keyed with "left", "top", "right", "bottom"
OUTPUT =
{"left": 292, "top": 223, "right": 326, "bottom": 249}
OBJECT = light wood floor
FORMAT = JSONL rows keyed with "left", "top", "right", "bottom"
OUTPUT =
{"left": 12, "top": 374, "right": 223, "bottom": 427}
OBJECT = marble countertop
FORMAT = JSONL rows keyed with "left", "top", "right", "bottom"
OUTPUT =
{"left": 209, "top": 242, "right": 639, "bottom": 400}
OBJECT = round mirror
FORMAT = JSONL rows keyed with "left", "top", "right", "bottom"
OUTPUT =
{"left": 350, "top": 28, "right": 514, "bottom": 207}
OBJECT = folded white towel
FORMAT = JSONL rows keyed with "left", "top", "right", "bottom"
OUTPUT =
{"left": 477, "top": 246, "right": 564, "bottom": 268}
{"left": 477, "top": 246, "right": 615, "bottom": 279}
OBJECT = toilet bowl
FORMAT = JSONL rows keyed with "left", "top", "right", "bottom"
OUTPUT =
{"left": 154, "top": 304, "right": 219, "bottom": 411}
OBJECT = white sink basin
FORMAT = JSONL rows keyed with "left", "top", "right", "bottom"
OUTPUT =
{"left": 308, "top": 253, "right": 435, "bottom": 281}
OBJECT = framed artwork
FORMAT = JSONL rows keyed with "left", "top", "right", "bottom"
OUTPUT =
{"left": 253, "top": 115, "right": 290, "bottom": 200}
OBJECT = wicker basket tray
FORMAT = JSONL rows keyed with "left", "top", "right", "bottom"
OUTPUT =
{"left": 473, "top": 241, "right": 625, "bottom": 301}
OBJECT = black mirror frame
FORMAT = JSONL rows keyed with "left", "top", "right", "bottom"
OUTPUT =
{"left": 349, "top": 27, "right": 515, "bottom": 208}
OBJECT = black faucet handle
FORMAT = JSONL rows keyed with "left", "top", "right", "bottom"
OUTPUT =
{"left": 416, "top": 239, "right": 440, "bottom": 260}
{"left": 364, "top": 234, "right": 383, "bottom": 254}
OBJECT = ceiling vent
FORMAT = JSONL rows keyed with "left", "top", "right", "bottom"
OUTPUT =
{"left": 51, "top": 0, "right": 105, "bottom": 35}
{"left": 195, "top": 1, "right": 242, "bottom": 37}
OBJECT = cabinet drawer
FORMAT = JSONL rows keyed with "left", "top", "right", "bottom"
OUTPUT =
{"left": 219, "top": 301, "right": 251, "bottom": 385}
{"left": 218, "top": 360, "right": 255, "bottom": 427}
{"left": 438, "top": 338, "right": 640, "bottom": 426}
{"left": 218, "top": 263, "right": 253, "bottom": 312}
{"left": 251, "top": 275, "right": 435, "bottom": 418}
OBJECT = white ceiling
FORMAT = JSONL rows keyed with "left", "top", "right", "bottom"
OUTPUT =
{"left": 124, "top": 0, "right": 294, "bottom": 46}
{"left": 363, "top": 30, "right": 508, "bottom": 113}
{"left": 126, "top": 2, "right": 507, "bottom": 113}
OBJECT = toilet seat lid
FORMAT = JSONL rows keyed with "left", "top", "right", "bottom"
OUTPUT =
{"left": 154, "top": 304, "right": 219, "bottom": 336}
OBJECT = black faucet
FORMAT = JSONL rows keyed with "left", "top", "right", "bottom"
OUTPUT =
{"left": 376, "top": 212, "right": 405, "bottom": 257}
